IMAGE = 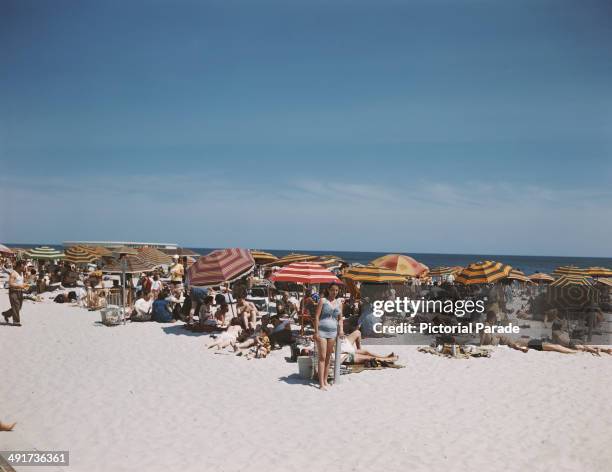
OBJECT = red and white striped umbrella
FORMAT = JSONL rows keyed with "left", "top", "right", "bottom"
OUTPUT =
{"left": 0, "top": 244, "right": 14, "bottom": 255}
{"left": 188, "top": 248, "right": 255, "bottom": 287}
{"left": 269, "top": 262, "right": 342, "bottom": 284}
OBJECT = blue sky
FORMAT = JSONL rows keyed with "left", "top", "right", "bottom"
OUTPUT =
{"left": 1, "top": 0, "right": 611, "bottom": 256}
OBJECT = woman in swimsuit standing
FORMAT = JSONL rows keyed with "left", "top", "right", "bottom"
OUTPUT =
{"left": 314, "top": 283, "right": 343, "bottom": 390}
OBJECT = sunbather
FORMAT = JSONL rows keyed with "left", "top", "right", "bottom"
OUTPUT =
{"left": 551, "top": 320, "right": 612, "bottom": 355}
{"left": 207, "top": 325, "right": 242, "bottom": 350}
{"left": 236, "top": 295, "right": 258, "bottom": 331}
{"left": 232, "top": 326, "right": 272, "bottom": 358}
{"left": 340, "top": 329, "right": 398, "bottom": 364}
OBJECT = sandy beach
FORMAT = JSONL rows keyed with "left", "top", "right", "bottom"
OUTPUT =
{"left": 2, "top": 292, "right": 612, "bottom": 472}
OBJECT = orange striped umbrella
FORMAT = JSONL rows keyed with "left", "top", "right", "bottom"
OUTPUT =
{"left": 528, "top": 272, "right": 555, "bottom": 283}
{"left": 455, "top": 261, "right": 512, "bottom": 285}
{"left": 585, "top": 267, "right": 612, "bottom": 277}
{"left": 370, "top": 254, "right": 428, "bottom": 278}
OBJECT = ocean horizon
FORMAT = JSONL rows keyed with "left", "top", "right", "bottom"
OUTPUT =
{"left": 7, "top": 244, "right": 612, "bottom": 275}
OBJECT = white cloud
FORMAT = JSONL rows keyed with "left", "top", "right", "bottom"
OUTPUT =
{"left": 0, "top": 174, "right": 610, "bottom": 256}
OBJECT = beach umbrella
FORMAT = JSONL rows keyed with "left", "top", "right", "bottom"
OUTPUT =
{"left": 88, "top": 246, "right": 113, "bottom": 257}
{"left": 250, "top": 250, "right": 278, "bottom": 264}
{"left": 594, "top": 277, "right": 612, "bottom": 288}
{"left": 342, "top": 265, "right": 407, "bottom": 284}
{"left": 547, "top": 275, "right": 597, "bottom": 310}
{"left": 137, "top": 247, "right": 174, "bottom": 266}
{"left": 528, "top": 272, "right": 555, "bottom": 283}
{"left": 112, "top": 246, "right": 138, "bottom": 256}
{"left": 312, "top": 256, "right": 344, "bottom": 271}
{"left": 265, "top": 253, "right": 318, "bottom": 267}
{"left": 64, "top": 245, "right": 100, "bottom": 264}
{"left": 0, "top": 244, "right": 13, "bottom": 255}
{"left": 102, "top": 254, "right": 158, "bottom": 274}
{"left": 455, "top": 261, "right": 512, "bottom": 285}
{"left": 506, "top": 269, "right": 532, "bottom": 283}
{"left": 553, "top": 265, "right": 586, "bottom": 277}
{"left": 585, "top": 267, "right": 612, "bottom": 278}
{"left": 269, "top": 262, "right": 342, "bottom": 285}
{"left": 428, "top": 266, "right": 456, "bottom": 277}
{"left": 26, "top": 246, "right": 65, "bottom": 260}
{"left": 188, "top": 248, "right": 255, "bottom": 287}
{"left": 370, "top": 254, "right": 429, "bottom": 278}
{"left": 270, "top": 261, "right": 343, "bottom": 345}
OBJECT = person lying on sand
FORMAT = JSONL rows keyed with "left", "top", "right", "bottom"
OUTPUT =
{"left": 232, "top": 326, "right": 272, "bottom": 358}
{"left": 551, "top": 320, "right": 612, "bottom": 356}
{"left": 340, "top": 329, "right": 398, "bottom": 364}
{"left": 479, "top": 311, "right": 530, "bottom": 353}
{"left": 207, "top": 325, "right": 242, "bottom": 350}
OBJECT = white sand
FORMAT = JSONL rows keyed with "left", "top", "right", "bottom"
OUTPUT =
{"left": 2, "top": 292, "right": 612, "bottom": 472}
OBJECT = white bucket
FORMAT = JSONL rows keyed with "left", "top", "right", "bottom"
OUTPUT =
{"left": 297, "top": 356, "right": 313, "bottom": 379}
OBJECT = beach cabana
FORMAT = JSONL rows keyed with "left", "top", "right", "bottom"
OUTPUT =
{"left": 342, "top": 265, "right": 407, "bottom": 284}
{"left": 64, "top": 245, "right": 100, "bottom": 265}
{"left": 137, "top": 247, "right": 174, "bottom": 266}
{"left": 528, "top": 272, "right": 555, "bottom": 283}
{"left": 188, "top": 248, "right": 255, "bottom": 287}
{"left": 455, "top": 261, "right": 512, "bottom": 285}
{"left": 250, "top": 250, "right": 278, "bottom": 264}
{"left": 370, "top": 254, "right": 429, "bottom": 278}
{"left": 585, "top": 267, "right": 612, "bottom": 278}
{"left": 26, "top": 246, "right": 65, "bottom": 260}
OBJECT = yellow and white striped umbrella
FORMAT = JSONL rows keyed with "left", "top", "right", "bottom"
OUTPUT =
{"left": 585, "top": 267, "right": 612, "bottom": 278}
{"left": 455, "top": 261, "right": 512, "bottom": 285}
{"left": 553, "top": 265, "right": 586, "bottom": 277}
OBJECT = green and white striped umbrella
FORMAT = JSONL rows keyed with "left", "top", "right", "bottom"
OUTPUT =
{"left": 26, "top": 246, "right": 65, "bottom": 260}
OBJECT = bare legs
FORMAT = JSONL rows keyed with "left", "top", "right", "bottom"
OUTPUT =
{"left": 353, "top": 353, "right": 398, "bottom": 364}
{"left": 315, "top": 337, "right": 335, "bottom": 390}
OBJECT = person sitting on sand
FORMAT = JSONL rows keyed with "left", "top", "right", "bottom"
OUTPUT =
{"left": 269, "top": 316, "right": 294, "bottom": 348}
{"left": 215, "top": 302, "right": 229, "bottom": 326}
{"left": 130, "top": 291, "right": 153, "bottom": 322}
{"left": 339, "top": 329, "right": 398, "bottom": 364}
{"left": 207, "top": 324, "right": 242, "bottom": 350}
{"left": 236, "top": 295, "right": 258, "bottom": 331}
{"left": 198, "top": 295, "right": 215, "bottom": 325}
{"left": 152, "top": 289, "right": 176, "bottom": 323}
{"left": 232, "top": 326, "right": 272, "bottom": 358}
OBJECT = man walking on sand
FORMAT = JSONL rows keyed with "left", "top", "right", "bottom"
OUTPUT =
{"left": 2, "top": 260, "right": 27, "bottom": 326}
